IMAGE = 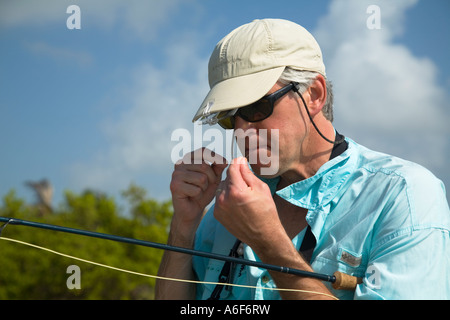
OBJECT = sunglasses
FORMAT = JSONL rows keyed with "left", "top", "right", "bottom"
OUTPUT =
{"left": 217, "top": 82, "right": 298, "bottom": 129}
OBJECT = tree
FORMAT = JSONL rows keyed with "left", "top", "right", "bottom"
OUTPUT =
{"left": 0, "top": 185, "right": 173, "bottom": 299}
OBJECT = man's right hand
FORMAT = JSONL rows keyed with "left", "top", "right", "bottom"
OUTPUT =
{"left": 156, "top": 148, "right": 227, "bottom": 300}
{"left": 169, "top": 148, "right": 228, "bottom": 243}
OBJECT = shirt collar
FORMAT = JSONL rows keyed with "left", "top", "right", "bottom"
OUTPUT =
{"left": 260, "top": 138, "right": 355, "bottom": 211}
{"left": 258, "top": 137, "right": 357, "bottom": 242}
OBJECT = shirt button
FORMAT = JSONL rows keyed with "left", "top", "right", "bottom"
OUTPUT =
{"left": 261, "top": 275, "right": 270, "bottom": 284}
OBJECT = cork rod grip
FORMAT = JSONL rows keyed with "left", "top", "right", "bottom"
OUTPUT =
{"left": 332, "top": 271, "right": 363, "bottom": 290}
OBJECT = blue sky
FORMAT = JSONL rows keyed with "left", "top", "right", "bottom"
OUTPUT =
{"left": 1, "top": 0, "right": 449, "bottom": 209}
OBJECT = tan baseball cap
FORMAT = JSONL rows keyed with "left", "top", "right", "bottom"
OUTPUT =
{"left": 192, "top": 18, "right": 326, "bottom": 123}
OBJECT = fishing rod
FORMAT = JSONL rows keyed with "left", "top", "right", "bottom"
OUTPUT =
{"left": 0, "top": 216, "right": 361, "bottom": 290}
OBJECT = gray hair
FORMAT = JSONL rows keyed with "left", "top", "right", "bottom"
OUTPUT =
{"left": 278, "top": 68, "right": 334, "bottom": 122}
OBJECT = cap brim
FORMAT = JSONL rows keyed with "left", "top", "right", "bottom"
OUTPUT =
{"left": 192, "top": 66, "right": 285, "bottom": 122}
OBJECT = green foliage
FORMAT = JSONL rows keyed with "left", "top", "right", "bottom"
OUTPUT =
{"left": 0, "top": 184, "right": 173, "bottom": 300}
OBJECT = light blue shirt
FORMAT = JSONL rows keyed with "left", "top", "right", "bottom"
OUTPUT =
{"left": 192, "top": 138, "right": 450, "bottom": 300}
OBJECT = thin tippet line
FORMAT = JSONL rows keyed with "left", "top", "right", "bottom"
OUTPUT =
{"left": 0, "top": 218, "right": 13, "bottom": 236}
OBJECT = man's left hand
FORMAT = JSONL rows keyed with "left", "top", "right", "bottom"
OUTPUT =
{"left": 213, "top": 157, "right": 281, "bottom": 250}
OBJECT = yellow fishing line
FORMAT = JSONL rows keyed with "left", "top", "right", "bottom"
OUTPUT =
{"left": 0, "top": 237, "right": 338, "bottom": 300}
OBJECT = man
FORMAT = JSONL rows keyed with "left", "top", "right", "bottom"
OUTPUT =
{"left": 155, "top": 19, "right": 450, "bottom": 300}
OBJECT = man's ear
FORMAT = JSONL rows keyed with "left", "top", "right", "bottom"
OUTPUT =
{"left": 305, "top": 74, "right": 327, "bottom": 117}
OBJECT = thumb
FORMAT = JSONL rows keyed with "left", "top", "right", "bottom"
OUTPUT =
{"left": 238, "top": 157, "right": 259, "bottom": 187}
{"left": 212, "top": 161, "right": 228, "bottom": 179}
{"left": 203, "top": 149, "right": 228, "bottom": 178}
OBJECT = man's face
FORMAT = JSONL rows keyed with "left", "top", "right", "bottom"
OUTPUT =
{"left": 234, "top": 82, "right": 309, "bottom": 178}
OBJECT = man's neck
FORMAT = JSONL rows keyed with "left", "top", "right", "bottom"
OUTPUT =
{"left": 278, "top": 121, "right": 336, "bottom": 188}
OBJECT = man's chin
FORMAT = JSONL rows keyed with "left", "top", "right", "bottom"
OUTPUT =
{"left": 249, "top": 162, "right": 280, "bottom": 178}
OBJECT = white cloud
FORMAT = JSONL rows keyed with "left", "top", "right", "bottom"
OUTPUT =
{"left": 68, "top": 35, "right": 209, "bottom": 199}
{"left": 0, "top": 0, "right": 64, "bottom": 27}
{"left": 0, "top": 0, "right": 189, "bottom": 41}
{"left": 25, "top": 41, "right": 93, "bottom": 67}
{"left": 314, "top": 0, "right": 450, "bottom": 173}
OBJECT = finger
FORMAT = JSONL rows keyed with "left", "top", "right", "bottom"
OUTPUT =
{"left": 179, "top": 148, "right": 212, "bottom": 165}
{"left": 176, "top": 161, "right": 217, "bottom": 187}
{"left": 211, "top": 162, "right": 228, "bottom": 178}
{"left": 202, "top": 148, "right": 227, "bottom": 166}
{"left": 226, "top": 157, "right": 250, "bottom": 190}
{"left": 170, "top": 171, "right": 203, "bottom": 198}
{"left": 180, "top": 170, "right": 211, "bottom": 192}
{"left": 239, "top": 157, "right": 259, "bottom": 187}
{"left": 189, "top": 148, "right": 227, "bottom": 166}
{"left": 215, "top": 180, "right": 226, "bottom": 197}
{"left": 202, "top": 148, "right": 228, "bottom": 178}
{"left": 180, "top": 148, "right": 227, "bottom": 182}
{"left": 177, "top": 183, "right": 203, "bottom": 199}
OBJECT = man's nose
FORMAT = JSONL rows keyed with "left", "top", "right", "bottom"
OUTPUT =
{"left": 234, "top": 116, "right": 253, "bottom": 130}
